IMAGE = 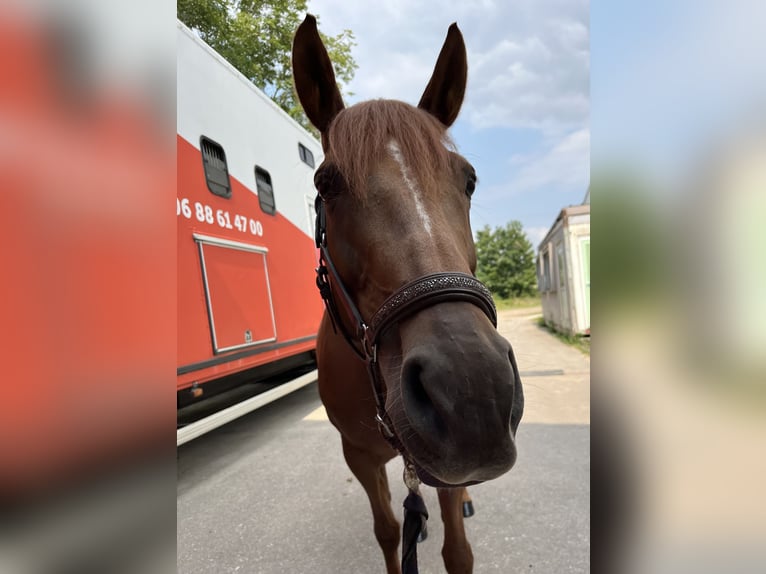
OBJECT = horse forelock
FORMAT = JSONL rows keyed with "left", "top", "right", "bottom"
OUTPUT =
{"left": 325, "top": 99, "right": 456, "bottom": 201}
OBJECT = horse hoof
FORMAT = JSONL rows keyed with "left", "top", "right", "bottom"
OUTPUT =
{"left": 462, "top": 501, "right": 475, "bottom": 518}
{"left": 417, "top": 524, "right": 428, "bottom": 543}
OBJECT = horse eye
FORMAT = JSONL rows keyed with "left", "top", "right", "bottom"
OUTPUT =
{"left": 314, "top": 163, "right": 346, "bottom": 199}
{"left": 313, "top": 166, "right": 328, "bottom": 194}
{"left": 466, "top": 171, "right": 477, "bottom": 197}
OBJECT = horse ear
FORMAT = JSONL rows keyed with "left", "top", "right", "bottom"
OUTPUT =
{"left": 292, "top": 14, "right": 345, "bottom": 135}
{"left": 418, "top": 23, "right": 467, "bottom": 127}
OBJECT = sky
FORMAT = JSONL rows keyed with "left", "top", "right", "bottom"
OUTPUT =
{"left": 591, "top": 0, "right": 766, "bottom": 191}
{"left": 307, "top": 0, "right": 590, "bottom": 248}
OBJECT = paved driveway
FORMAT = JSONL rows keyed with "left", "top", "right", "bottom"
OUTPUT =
{"left": 177, "top": 308, "right": 590, "bottom": 573}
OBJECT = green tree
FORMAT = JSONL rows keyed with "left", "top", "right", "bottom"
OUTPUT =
{"left": 592, "top": 171, "right": 663, "bottom": 303}
{"left": 177, "top": 0, "right": 357, "bottom": 134}
{"left": 475, "top": 221, "right": 537, "bottom": 299}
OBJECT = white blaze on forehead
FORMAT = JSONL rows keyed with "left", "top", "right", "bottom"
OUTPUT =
{"left": 386, "top": 140, "right": 432, "bottom": 236}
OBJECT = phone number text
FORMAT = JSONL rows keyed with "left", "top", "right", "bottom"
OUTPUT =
{"left": 177, "top": 198, "right": 264, "bottom": 236}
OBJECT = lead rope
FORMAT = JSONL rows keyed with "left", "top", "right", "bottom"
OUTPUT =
{"left": 365, "top": 350, "right": 429, "bottom": 574}
{"left": 401, "top": 459, "right": 428, "bottom": 574}
{"left": 364, "top": 348, "right": 429, "bottom": 574}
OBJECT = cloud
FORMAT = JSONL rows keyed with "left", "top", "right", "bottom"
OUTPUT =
{"left": 465, "top": 16, "right": 589, "bottom": 132}
{"left": 525, "top": 225, "right": 550, "bottom": 247}
{"left": 509, "top": 127, "right": 590, "bottom": 193}
{"left": 473, "top": 128, "right": 589, "bottom": 204}
{"left": 309, "top": 0, "right": 590, "bottom": 134}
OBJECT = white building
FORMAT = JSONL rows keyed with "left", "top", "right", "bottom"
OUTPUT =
{"left": 537, "top": 191, "right": 590, "bottom": 335}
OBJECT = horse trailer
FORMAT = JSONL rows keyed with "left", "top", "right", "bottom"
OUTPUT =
{"left": 176, "top": 21, "right": 324, "bottom": 443}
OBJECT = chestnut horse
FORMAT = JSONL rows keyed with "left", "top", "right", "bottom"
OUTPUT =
{"left": 292, "top": 15, "right": 523, "bottom": 574}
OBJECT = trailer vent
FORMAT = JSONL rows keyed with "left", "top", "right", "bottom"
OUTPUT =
{"left": 200, "top": 136, "right": 231, "bottom": 198}
{"left": 255, "top": 166, "right": 276, "bottom": 215}
{"left": 298, "top": 143, "right": 315, "bottom": 168}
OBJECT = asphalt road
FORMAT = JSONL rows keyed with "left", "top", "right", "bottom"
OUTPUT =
{"left": 177, "top": 309, "right": 590, "bottom": 573}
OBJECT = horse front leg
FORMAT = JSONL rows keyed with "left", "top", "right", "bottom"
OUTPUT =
{"left": 342, "top": 438, "right": 401, "bottom": 574}
{"left": 438, "top": 487, "right": 474, "bottom": 574}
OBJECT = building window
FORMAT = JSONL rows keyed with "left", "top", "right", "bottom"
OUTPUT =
{"left": 298, "top": 143, "right": 315, "bottom": 168}
{"left": 200, "top": 136, "right": 231, "bottom": 198}
{"left": 255, "top": 166, "right": 276, "bottom": 215}
{"left": 542, "top": 247, "right": 552, "bottom": 292}
{"left": 556, "top": 242, "right": 566, "bottom": 290}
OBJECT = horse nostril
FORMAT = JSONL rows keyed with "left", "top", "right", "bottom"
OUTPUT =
{"left": 403, "top": 360, "right": 428, "bottom": 411}
{"left": 400, "top": 356, "right": 447, "bottom": 439}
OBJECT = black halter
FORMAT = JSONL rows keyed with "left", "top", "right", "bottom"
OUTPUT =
{"left": 313, "top": 196, "right": 497, "bottom": 473}
{"left": 314, "top": 196, "right": 497, "bottom": 573}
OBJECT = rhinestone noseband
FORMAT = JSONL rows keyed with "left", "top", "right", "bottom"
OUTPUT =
{"left": 369, "top": 273, "right": 496, "bottom": 346}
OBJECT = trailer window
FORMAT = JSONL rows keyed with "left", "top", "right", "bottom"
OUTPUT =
{"left": 298, "top": 143, "right": 315, "bottom": 168}
{"left": 200, "top": 137, "right": 231, "bottom": 198}
{"left": 255, "top": 166, "right": 276, "bottom": 215}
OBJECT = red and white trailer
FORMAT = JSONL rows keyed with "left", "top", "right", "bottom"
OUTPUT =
{"left": 176, "top": 21, "right": 324, "bottom": 443}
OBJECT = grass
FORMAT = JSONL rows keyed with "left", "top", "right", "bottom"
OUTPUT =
{"left": 536, "top": 317, "right": 591, "bottom": 356}
{"left": 493, "top": 296, "right": 542, "bottom": 311}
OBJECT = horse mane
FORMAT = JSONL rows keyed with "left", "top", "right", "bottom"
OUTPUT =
{"left": 325, "top": 99, "right": 457, "bottom": 200}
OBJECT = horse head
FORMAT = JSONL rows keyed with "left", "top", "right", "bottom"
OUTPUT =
{"left": 293, "top": 14, "right": 523, "bottom": 486}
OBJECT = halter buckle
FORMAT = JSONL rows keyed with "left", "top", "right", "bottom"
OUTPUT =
{"left": 403, "top": 458, "right": 421, "bottom": 492}
{"left": 375, "top": 413, "right": 394, "bottom": 438}
{"left": 315, "top": 265, "right": 332, "bottom": 301}
{"left": 361, "top": 324, "right": 377, "bottom": 362}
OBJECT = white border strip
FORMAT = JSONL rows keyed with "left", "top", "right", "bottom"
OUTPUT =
{"left": 177, "top": 369, "right": 318, "bottom": 446}
{"left": 193, "top": 232, "right": 269, "bottom": 253}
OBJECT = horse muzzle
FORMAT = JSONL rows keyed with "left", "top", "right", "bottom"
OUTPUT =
{"left": 386, "top": 304, "right": 524, "bottom": 486}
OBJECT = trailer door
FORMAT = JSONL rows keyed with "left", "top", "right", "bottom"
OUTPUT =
{"left": 195, "top": 234, "right": 277, "bottom": 354}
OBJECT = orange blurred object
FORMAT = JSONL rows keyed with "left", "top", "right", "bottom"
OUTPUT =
{"left": 0, "top": 12, "right": 174, "bottom": 499}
